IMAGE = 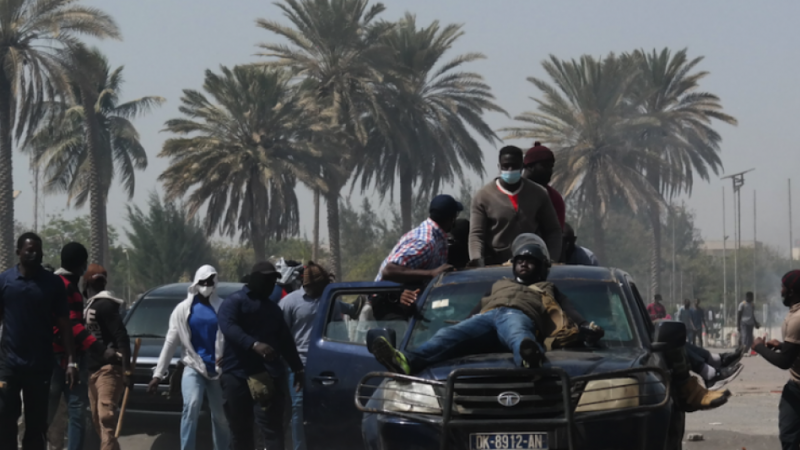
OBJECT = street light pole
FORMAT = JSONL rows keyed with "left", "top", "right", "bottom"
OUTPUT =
{"left": 722, "top": 187, "right": 728, "bottom": 329}
{"left": 722, "top": 168, "right": 755, "bottom": 306}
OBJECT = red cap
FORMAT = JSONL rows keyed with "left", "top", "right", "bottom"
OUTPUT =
{"left": 524, "top": 142, "right": 554, "bottom": 166}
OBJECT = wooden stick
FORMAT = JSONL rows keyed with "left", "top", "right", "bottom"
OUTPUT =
{"left": 115, "top": 338, "right": 141, "bottom": 439}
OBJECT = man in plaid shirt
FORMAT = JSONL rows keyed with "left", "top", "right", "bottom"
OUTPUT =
{"left": 376, "top": 195, "right": 462, "bottom": 284}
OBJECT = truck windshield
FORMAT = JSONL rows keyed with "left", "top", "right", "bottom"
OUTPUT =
{"left": 125, "top": 297, "right": 182, "bottom": 339}
{"left": 407, "top": 279, "right": 637, "bottom": 350}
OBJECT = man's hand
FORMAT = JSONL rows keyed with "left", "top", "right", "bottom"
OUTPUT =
{"left": 66, "top": 366, "right": 79, "bottom": 390}
{"left": 252, "top": 342, "right": 277, "bottom": 361}
{"left": 122, "top": 372, "right": 132, "bottom": 390}
{"left": 399, "top": 290, "right": 420, "bottom": 307}
{"left": 753, "top": 336, "right": 765, "bottom": 350}
{"left": 216, "top": 356, "right": 223, "bottom": 367}
{"left": 767, "top": 339, "right": 782, "bottom": 349}
{"left": 147, "top": 378, "right": 160, "bottom": 395}
{"left": 102, "top": 348, "right": 119, "bottom": 362}
{"left": 293, "top": 371, "right": 304, "bottom": 393}
{"left": 430, "top": 264, "right": 454, "bottom": 277}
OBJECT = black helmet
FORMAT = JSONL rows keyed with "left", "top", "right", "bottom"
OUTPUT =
{"left": 511, "top": 233, "right": 551, "bottom": 282}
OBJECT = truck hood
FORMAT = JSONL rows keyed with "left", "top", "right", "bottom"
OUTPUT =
{"left": 418, "top": 347, "right": 649, "bottom": 381}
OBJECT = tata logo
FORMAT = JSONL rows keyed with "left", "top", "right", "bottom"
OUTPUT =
{"left": 497, "top": 391, "right": 521, "bottom": 407}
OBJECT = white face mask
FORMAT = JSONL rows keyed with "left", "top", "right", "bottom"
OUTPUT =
{"left": 198, "top": 285, "right": 216, "bottom": 298}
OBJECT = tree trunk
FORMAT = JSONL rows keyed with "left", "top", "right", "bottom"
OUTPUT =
{"left": 400, "top": 167, "right": 413, "bottom": 233}
{"left": 590, "top": 196, "right": 607, "bottom": 263}
{"left": 312, "top": 188, "right": 320, "bottom": 261}
{"left": 0, "top": 75, "right": 14, "bottom": 270}
{"left": 648, "top": 203, "right": 662, "bottom": 298}
{"left": 252, "top": 226, "right": 266, "bottom": 262}
{"left": 82, "top": 92, "right": 107, "bottom": 266}
{"left": 325, "top": 189, "right": 342, "bottom": 280}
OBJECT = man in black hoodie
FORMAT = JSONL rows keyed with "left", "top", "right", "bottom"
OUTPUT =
{"left": 82, "top": 264, "right": 131, "bottom": 450}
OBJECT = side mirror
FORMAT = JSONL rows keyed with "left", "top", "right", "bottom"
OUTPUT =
{"left": 651, "top": 321, "right": 686, "bottom": 352}
{"left": 366, "top": 328, "right": 397, "bottom": 350}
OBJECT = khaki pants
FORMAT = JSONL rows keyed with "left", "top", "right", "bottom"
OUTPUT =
{"left": 88, "top": 365, "right": 124, "bottom": 450}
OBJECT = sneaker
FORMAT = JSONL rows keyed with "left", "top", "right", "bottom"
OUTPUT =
{"left": 519, "top": 338, "right": 544, "bottom": 369}
{"left": 369, "top": 336, "right": 411, "bottom": 375}
{"left": 705, "top": 363, "right": 744, "bottom": 391}
{"left": 678, "top": 377, "right": 730, "bottom": 412}
{"left": 719, "top": 346, "right": 745, "bottom": 368}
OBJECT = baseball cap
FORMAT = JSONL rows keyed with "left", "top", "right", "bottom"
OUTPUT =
{"left": 251, "top": 261, "right": 280, "bottom": 277}
{"left": 429, "top": 194, "right": 464, "bottom": 218}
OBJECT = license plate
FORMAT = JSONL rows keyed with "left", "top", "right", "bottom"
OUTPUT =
{"left": 470, "top": 432, "right": 548, "bottom": 450}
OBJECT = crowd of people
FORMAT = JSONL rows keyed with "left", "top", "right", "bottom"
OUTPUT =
{"left": 2, "top": 141, "right": 800, "bottom": 450}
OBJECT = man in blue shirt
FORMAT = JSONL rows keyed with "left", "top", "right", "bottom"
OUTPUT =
{"left": 0, "top": 232, "right": 78, "bottom": 450}
{"left": 218, "top": 261, "right": 304, "bottom": 450}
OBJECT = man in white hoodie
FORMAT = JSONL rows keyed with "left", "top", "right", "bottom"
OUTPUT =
{"left": 147, "top": 265, "right": 230, "bottom": 450}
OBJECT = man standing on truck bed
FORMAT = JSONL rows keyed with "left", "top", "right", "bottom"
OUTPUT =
{"left": 376, "top": 194, "right": 462, "bottom": 284}
{"left": 280, "top": 261, "right": 331, "bottom": 450}
{"left": 752, "top": 270, "right": 800, "bottom": 449}
{"left": 218, "top": 261, "right": 304, "bottom": 450}
{"left": 469, "top": 146, "right": 562, "bottom": 266}
{"left": 524, "top": 141, "right": 565, "bottom": 231}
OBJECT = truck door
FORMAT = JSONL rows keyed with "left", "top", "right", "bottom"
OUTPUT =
{"left": 304, "top": 282, "right": 407, "bottom": 450}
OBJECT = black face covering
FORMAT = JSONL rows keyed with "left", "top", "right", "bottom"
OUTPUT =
{"left": 248, "top": 272, "right": 277, "bottom": 298}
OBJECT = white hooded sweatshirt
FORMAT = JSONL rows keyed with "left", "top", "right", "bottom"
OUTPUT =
{"left": 153, "top": 265, "right": 225, "bottom": 380}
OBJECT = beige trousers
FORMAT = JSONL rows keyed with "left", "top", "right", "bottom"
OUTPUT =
{"left": 88, "top": 365, "right": 124, "bottom": 450}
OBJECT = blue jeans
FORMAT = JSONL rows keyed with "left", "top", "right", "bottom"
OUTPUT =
{"left": 287, "top": 372, "right": 306, "bottom": 450}
{"left": 405, "top": 308, "right": 543, "bottom": 371}
{"left": 48, "top": 354, "right": 88, "bottom": 450}
{"left": 180, "top": 367, "right": 230, "bottom": 450}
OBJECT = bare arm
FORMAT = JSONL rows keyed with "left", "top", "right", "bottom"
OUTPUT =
{"left": 380, "top": 262, "right": 450, "bottom": 284}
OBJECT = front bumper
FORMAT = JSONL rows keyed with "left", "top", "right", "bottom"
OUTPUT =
{"left": 357, "top": 367, "right": 672, "bottom": 450}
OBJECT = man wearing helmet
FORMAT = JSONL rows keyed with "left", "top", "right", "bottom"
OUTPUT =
{"left": 368, "top": 234, "right": 601, "bottom": 374}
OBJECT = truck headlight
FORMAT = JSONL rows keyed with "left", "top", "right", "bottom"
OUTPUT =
{"left": 379, "top": 380, "right": 442, "bottom": 415}
{"left": 575, "top": 377, "right": 639, "bottom": 413}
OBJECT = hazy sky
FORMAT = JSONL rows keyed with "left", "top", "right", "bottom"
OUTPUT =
{"left": 11, "top": 0, "right": 800, "bottom": 252}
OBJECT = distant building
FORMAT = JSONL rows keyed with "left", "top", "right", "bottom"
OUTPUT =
{"left": 701, "top": 240, "right": 761, "bottom": 259}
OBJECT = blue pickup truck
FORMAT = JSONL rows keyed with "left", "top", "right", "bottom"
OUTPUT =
{"left": 304, "top": 265, "right": 685, "bottom": 450}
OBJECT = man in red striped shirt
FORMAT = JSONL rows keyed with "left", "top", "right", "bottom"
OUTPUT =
{"left": 48, "top": 243, "right": 109, "bottom": 450}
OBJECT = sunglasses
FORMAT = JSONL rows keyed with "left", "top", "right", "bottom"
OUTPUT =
{"left": 197, "top": 278, "right": 215, "bottom": 287}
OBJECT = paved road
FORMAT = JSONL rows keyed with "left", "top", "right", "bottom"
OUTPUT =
{"left": 106, "top": 350, "right": 788, "bottom": 450}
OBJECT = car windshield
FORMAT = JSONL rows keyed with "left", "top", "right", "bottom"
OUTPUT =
{"left": 124, "top": 297, "right": 182, "bottom": 339}
{"left": 407, "top": 279, "right": 637, "bottom": 350}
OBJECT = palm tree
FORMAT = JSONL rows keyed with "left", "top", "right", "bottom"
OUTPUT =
{"left": 503, "top": 54, "right": 667, "bottom": 262}
{"left": 352, "top": 14, "right": 504, "bottom": 232}
{"left": 159, "top": 65, "right": 320, "bottom": 261}
{"left": 0, "top": 0, "right": 119, "bottom": 269}
{"left": 26, "top": 47, "right": 164, "bottom": 266}
{"left": 126, "top": 192, "right": 216, "bottom": 294}
{"left": 627, "top": 48, "right": 737, "bottom": 296}
{"left": 256, "top": 0, "right": 394, "bottom": 277}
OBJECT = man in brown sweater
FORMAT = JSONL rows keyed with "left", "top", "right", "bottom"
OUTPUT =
{"left": 469, "top": 146, "right": 562, "bottom": 266}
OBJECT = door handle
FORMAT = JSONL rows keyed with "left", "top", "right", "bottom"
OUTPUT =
{"left": 312, "top": 375, "right": 338, "bottom": 386}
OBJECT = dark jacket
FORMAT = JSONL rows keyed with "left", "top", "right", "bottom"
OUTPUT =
{"left": 479, "top": 279, "right": 587, "bottom": 336}
{"left": 218, "top": 286, "right": 303, "bottom": 378}
{"left": 84, "top": 292, "right": 130, "bottom": 372}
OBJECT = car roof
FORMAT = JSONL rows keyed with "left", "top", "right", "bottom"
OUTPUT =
{"left": 436, "top": 264, "right": 622, "bottom": 286}
{"left": 143, "top": 282, "right": 244, "bottom": 298}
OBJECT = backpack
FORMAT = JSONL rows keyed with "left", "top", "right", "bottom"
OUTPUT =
{"left": 527, "top": 283, "right": 581, "bottom": 350}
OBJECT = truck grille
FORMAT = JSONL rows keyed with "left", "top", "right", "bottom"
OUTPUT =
{"left": 451, "top": 373, "right": 573, "bottom": 418}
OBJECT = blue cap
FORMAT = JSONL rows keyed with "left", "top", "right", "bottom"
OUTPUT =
{"left": 429, "top": 195, "right": 464, "bottom": 218}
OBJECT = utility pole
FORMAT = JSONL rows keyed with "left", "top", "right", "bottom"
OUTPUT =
{"left": 753, "top": 190, "right": 757, "bottom": 303}
{"left": 722, "top": 169, "right": 754, "bottom": 306}
{"left": 791, "top": 179, "right": 794, "bottom": 268}
{"left": 722, "top": 187, "right": 728, "bottom": 329}
{"left": 671, "top": 205, "right": 676, "bottom": 310}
